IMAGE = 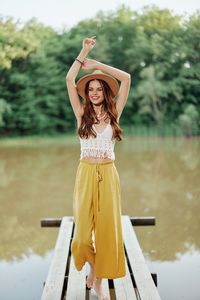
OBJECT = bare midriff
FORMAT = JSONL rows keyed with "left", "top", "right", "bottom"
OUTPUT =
{"left": 80, "top": 157, "right": 113, "bottom": 163}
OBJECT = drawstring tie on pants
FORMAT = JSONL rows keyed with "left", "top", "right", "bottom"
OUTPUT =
{"left": 96, "top": 164, "right": 103, "bottom": 212}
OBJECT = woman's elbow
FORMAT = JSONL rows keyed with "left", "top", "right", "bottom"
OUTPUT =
{"left": 123, "top": 73, "right": 131, "bottom": 81}
{"left": 66, "top": 74, "right": 73, "bottom": 81}
{"left": 123, "top": 73, "right": 131, "bottom": 83}
{"left": 127, "top": 73, "right": 131, "bottom": 80}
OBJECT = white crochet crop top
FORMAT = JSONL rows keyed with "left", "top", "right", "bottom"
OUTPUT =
{"left": 79, "top": 122, "right": 116, "bottom": 160}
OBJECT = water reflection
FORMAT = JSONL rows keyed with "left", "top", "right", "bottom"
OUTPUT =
{"left": 0, "top": 136, "right": 199, "bottom": 299}
{"left": 0, "top": 251, "right": 53, "bottom": 300}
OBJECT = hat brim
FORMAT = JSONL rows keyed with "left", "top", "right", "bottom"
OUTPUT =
{"left": 76, "top": 73, "right": 119, "bottom": 100}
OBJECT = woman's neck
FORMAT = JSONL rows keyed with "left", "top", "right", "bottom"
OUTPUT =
{"left": 93, "top": 104, "right": 106, "bottom": 117}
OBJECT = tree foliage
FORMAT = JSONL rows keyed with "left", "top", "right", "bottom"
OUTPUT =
{"left": 0, "top": 5, "right": 199, "bottom": 136}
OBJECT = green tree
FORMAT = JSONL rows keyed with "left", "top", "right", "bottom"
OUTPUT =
{"left": 178, "top": 104, "right": 199, "bottom": 136}
{"left": 0, "top": 5, "right": 199, "bottom": 137}
{"left": 137, "top": 66, "right": 168, "bottom": 125}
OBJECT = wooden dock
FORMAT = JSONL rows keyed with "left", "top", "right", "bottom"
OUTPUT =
{"left": 40, "top": 215, "right": 162, "bottom": 300}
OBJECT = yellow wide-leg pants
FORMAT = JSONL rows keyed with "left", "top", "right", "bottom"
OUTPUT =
{"left": 71, "top": 159, "right": 126, "bottom": 279}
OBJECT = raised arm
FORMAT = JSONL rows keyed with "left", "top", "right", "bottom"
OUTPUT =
{"left": 82, "top": 58, "right": 131, "bottom": 120}
{"left": 66, "top": 36, "right": 96, "bottom": 119}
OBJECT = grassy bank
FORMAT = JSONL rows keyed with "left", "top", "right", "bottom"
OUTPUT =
{"left": 0, "top": 124, "right": 199, "bottom": 146}
{"left": 123, "top": 124, "right": 199, "bottom": 137}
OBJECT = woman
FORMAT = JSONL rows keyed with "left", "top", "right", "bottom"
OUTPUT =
{"left": 66, "top": 35, "right": 131, "bottom": 300}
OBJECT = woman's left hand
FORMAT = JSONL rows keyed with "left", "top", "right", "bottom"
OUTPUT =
{"left": 82, "top": 58, "right": 100, "bottom": 70}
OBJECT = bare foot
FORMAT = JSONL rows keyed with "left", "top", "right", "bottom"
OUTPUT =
{"left": 86, "top": 264, "right": 96, "bottom": 288}
{"left": 92, "top": 278, "right": 109, "bottom": 300}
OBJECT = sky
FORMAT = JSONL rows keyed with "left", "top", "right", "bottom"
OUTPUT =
{"left": 0, "top": 0, "right": 199, "bottom": 31}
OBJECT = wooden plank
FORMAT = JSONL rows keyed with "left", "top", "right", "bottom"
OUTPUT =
{"left": 66, "top": 260, "right": 110, "bottom": 299}
{"left": 113, "top": 258, "right": 137, "bottom": 300}
{"left": 41, "top": 218, "right": 62, "bottom": 227}
{"left": 65, "top": 256, "right": 87, "bottom": 299}
{"left": 41, "top": 217, "right": 73, "bottom": 300}
{"left": 122, "top": 215, "right": 161, "bottom": 300}
{"left": 40, "top": 216, "right": 155, "bottom": 227}
{"left": 130, "top": 216, "right": 155, "bottom": 226}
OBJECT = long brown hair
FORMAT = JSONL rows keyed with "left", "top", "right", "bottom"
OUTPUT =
{"left": 77, "top": 79, "right": 123, "bottom": 141}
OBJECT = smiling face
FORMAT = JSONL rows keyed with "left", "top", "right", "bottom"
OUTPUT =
{"left": 88, "top": 79, "right": 104, "bottom": 105}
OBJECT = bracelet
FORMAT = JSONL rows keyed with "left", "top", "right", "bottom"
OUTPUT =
{"left": 75, "top": 58, "right": 84, "bottom": 65}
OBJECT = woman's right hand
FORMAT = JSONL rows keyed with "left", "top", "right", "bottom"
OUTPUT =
{"left": 82, "top": 36, "right": 96, "bottom": 52}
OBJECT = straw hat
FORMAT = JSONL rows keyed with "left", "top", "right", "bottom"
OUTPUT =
{"left": 76, "top": 70, "right": 119, "bottom": 100}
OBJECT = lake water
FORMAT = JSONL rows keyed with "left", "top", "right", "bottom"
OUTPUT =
{"left": 0, "top": 135, "right": 199, "bottom": 300}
